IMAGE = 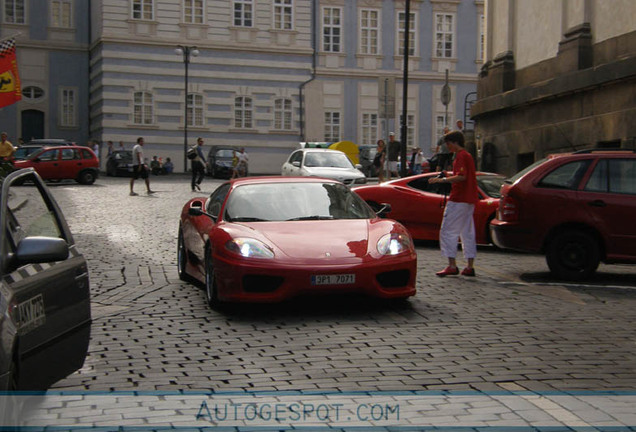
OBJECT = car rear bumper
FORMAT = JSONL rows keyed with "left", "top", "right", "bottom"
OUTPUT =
{"left": 490, "top": 219, "right": 542, "bottom": 252}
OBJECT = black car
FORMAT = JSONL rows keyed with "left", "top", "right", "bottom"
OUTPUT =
{"left": 206, "top": 146, "right": 237, "bottom": 178}
{"left": 106, "top": 150, "right": 134, "bottom": 176}
{"left": 14, "top": 139, "right": 75, "bottom": 161}
{"left": 0, "top": 168, "right": 91, "bottom": 390}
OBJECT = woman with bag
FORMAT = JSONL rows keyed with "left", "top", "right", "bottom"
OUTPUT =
{"left": 373, "top": 139, "right": 386, "bottom": 183}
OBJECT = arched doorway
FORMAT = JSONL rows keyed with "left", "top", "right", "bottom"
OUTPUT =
{"left": 21, "top": 109, "right": 44, "bottom": 141}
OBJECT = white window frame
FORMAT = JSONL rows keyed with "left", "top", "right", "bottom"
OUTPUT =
{"left": 51, "top": 0, "right": 72, "bottom": 28}
{"left": 434, "top": 13, "right": 455, "bottom": 59}
{"left": 399, "top": 114, "right": 416, "bottom": 148}
{"left": 478, "top": 14, "right": 485, "bottom": 63}
{"left": 324, "top": 111, "right": 341, "bottom": 142}
{"left": 132, "top": 0, "right": 154, "bottom": 21}
{"left": 397, "top": 11, "right": 416, "bottom": 57}
{"left": 235, "top": 96, "right": 253, "bottom": 129}
{"left": 274, "top": 98, "right": 292, "bottom": 130}
{"left": 359, "top": 9, "right": 379, "bottom": 55}
{"left": 273, "top": 0, "right": 293, "bottom": 30}
{"left": 233, "top": 0, "right": 253, "bottom": 27}
{"left": 133, "top": 91, "right": 154, "bottom": 125}
{"left": 183, "top": 0, "right": 204, "bottom": 24}
{"left": 322, "top": 6, "right": 342, "bottom": 53}
{"left": 361, "top": 112, "right": 378, "bottom": 146}
{"left": 60, "top": 87, "right": 77, "bottom": 127}
{"left": 4, "top": 0, "right": 26, "bottom": 24}
{"left": 187, "top": 93, "right": 204, "bottom": 127}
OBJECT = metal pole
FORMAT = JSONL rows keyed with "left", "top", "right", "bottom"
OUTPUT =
{"left": 384, "top": 78, "right": 389, "bottom": 181}
{"left": 184, "top": 51, "right": 189, "bottom": 173}
{"left": 400, "top": 0, "right": 411, "bottom": 178}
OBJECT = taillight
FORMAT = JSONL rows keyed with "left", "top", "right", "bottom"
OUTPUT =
{"left": 498, "top": 195, "right": 519, "bottom": 222}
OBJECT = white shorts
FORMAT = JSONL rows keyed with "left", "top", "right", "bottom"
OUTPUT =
{"left": 439, "top": 201, "right": 476, "bottom": 259}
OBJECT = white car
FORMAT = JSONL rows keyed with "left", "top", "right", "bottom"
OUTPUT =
{"left": 281, "top": 148, "right": 366, "bottom": 185}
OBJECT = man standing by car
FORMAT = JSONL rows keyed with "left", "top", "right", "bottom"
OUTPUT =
{"left": 387, "top": 132, "right": 400, "bottom": 179}
{"left": 191, "top": 137, "right": 206, "bottom": 191}
{"left": 130, "top": 137, "right": 154, "bottom": 196}
{"left": 0, "top": 132, "right": 15, "bottom": 162}
{"left": 429, "top": 130, "right": 478, "bottom": 277}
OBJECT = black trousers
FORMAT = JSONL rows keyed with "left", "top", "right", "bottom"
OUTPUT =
{"left": 191, "top": 160, "right": 205, "bottom": 189}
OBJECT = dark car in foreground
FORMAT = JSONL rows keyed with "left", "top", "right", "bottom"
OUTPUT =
{"left": 178, "top": 176, "right": 416, "bottom": 308}
{"left": 354, "top": 171, "right": 505, "bottom": 244}
{"left": 106, "top": 150, "right": 134, "bottom": 177}
{"left": 0, "top": 168, "right": 91, "bottom": 390}
{"left": 206, "top": 146, "right": 237, "bottom": 178}
{"left": 14, "top": 146, "right": 99, "bottom": 185}
{"left": 490, "top": 149, "right": 636, "bottom": 280}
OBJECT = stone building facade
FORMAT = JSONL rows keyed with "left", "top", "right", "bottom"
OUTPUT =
{"left": 472, "top": 0, "right": 636, "bottom": 177}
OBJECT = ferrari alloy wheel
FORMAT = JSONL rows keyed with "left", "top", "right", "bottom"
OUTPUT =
{"left": 546, "top": 230, "right": 600, "bottom": 281}
{"left": 177, "top": 228, "right": 189, "bottom": 281}
{"left": 205, "top": 249, "right": 221, "bottom": 309}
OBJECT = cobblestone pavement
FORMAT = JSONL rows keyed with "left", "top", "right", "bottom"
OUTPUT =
{"left": 23, "top": 175, "right": 635, "bottom": 429}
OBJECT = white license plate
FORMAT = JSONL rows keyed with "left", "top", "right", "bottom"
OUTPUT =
{"left": 311, "top": 274, "right": 355, "bottom": 285}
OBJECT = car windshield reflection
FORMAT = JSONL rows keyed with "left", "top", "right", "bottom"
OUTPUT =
{"left": 224, "top": 182, "right": 375, "bottom": 222}
{"left": 304, "top": 152, "right": 353, "bottom": 168}
{"left": 478, "top": 175, "right": 506, "bottom": 198}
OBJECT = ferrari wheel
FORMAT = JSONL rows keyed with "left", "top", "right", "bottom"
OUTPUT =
{"left": 177, "top": 228, "right": 189, "bottom": 281}
{"left": 205, "top": 249, "right": 221, "bottom": 309}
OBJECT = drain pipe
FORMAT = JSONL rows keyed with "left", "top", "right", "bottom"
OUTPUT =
{"left": 299, "top": 0, "right": 318, "bottom": 142}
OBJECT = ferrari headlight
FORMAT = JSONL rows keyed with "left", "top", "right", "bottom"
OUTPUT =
{"left": 225, "top": 238, "right": 274, "bottom": 258}
{"left": 377, "top": 233, "right": 412, "bottom": 255}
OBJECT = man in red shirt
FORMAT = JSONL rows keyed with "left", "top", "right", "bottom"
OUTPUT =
{"left": 429, "top": 131, "right": 478, "bottom": 276}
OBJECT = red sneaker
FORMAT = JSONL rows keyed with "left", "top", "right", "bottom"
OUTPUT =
{"left": 436, "top": 266, "right": 459, "bottom": 277}
{"left": 461, "top": 267, "right": 476, "bottom": 277}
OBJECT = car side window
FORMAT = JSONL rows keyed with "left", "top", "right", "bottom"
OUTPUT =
{"left": 207, "top": 183, "right": 231, "bottom": 217}
{"left": 289, "top": 151, "right": 302, "bottom": 165}
{"left": 61, "top": 148, "right": 80, "bottom": 160}
{"left": 584, "top": 159, "right": 636, "bottom": 195}
{"left": 37, "top": 149, "right": 58, "bottom": 161}
{"left": 5, "top": 181, "right": 64, "bottom": 253}
{"left": 80, "top": 149, "right": 94, "bottom": 159}
{"left": 538, "top": 160, "right": 591, "bottom": 190}
{"left": 407, "top": 177, "right": 451, "bottom": 196}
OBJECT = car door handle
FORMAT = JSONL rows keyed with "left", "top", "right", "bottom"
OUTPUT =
{"left": 588, "top": 200, "right": 606, "bottom": 207}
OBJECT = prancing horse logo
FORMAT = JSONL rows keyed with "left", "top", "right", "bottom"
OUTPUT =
{"left": 0, "top": 71, "right": 15, "bottom": 93}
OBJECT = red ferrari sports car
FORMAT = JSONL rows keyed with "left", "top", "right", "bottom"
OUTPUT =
{"left": 178, "top": 177, "right": 417, "bottom": 307}
{"left": 353, "top": 172, "right": 506, "bottom": 245}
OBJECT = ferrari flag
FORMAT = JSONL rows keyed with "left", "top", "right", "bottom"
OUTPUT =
{"left": 0, "top": 38, "right": 22, "bottom": 108}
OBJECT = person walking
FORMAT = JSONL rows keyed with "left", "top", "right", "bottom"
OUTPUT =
{"left": 411, "top": 147, "right": 424, "bottom": 175}
{"left": 191, "top": 137, "right": 206, "bottom": 191}
{"left": 130, "top": 137, "right": 154, "bottom": 196}
{"left": 236, "top": 147, "right": 248, "bottom": 177}
{"left": 0, "top": 132, "right": 16, "bottom": 162}
{"left": 387, "top": 132, "right": 400, "bottom": 179}
{"left": 429, "top": 130, "right": 478, "bottom": 277}
{"left": 374, "top": 139, "right": 387, "bottom": 182}
{"left": 434, "top": 126, "right": 451, "bottom": 171}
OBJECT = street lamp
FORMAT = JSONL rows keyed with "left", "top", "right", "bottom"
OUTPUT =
{"left": 175, "top": 45, "right": 199, "bottom": 172}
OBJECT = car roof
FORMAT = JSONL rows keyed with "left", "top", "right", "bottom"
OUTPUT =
{"left": 229, "top": 176, "right": 342, "bottom": 186}
{"left": 27, "top": 139, "right": 74, "bottom": 145}
{"left": 296, "top": 148, "right": 344, "bottom": 154}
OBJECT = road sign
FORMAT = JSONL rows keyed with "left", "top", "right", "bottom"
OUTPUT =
{"left": 378, "top": 76, "right": 395, "bottom": 119}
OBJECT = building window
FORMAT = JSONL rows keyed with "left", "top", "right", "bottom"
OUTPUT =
{"left": 361, "top": 113, "right": 378, "bottom": 145}
{"left": 398, "top": 12, "right": 415, "bottom": 56}
{"left": 4, "top": 0, "right": 25, "bottom": 24}
{"left": 434, "top": 13, "right": 455, "bottom": 58}
{"left": 133, "top": 91, "right": 153, "bottom": 125}
{"left": 51, "top": 0, "right": 71, "bottom": 28}
{"left": 235, "top": 96, "right": 253, "bottom": 128}
{"left": 322, "top": 7, "right": 342, "bottom": 53}
{"left": 435, "top": 115, "right": 446, "bottom": 142}
{"left": 399, "top": 114, "right": 415, "bottom": 148}
{"left": 359, "top": 9, "right": 379, "bottom": 55}
{"left": 233, "top": 0, "right": 253, "bottom": 27}
{"left": 184, "top": 0, "right": 204, "bottom": 24}
{"left": 187, "top": 93, "right": 204, "bottom": 127}
{"left": 478, "top": 14, "right": 485, "bottom": 62}
{"left": 273, "top": 0, "right": 292, "bottom": 30}
{"left": 22, "top": 86, "right": 44, "bottom": 100}
{"left": 324, "top": 111, "right": 340, "bottom": 142}
{"left": 132, "top": 0, "right": 153, "bottom": 20}
{"left": 60, "top": 88, "right": 77, "bottom": 127}
{"left": 274, "top": 98, "right": 292, "bottom": 130}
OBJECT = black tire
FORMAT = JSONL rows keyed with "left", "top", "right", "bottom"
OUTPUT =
{"left": 204, "top": 248, "right": 221, "bottom": 309}
{"left": 177, "top": 228, "right": 189, "bottom": 281}
{"left": 546, "top": 230, "right": 600, "bottom": 281}
{"left": 77, "top": 170, "right": 97, "bottom": 185}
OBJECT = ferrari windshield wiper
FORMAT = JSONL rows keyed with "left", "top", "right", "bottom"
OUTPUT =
{"left": 286, "top": 215, "right": 335, "bottom": 221}
{"left": 230, "top": 217, "right": 269, "bottom": 222}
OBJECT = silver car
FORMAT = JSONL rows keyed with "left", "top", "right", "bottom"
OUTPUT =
{"left": 281, "top": 148, "right": 366, "bottom": 186}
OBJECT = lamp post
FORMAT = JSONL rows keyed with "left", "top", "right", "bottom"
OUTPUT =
{"left": 175, "top": 45, "right": 199, "bottom": 172}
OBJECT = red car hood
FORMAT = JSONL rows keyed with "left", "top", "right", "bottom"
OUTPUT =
{"left": 223, "top": 219, "right": 398, "bottom": 261}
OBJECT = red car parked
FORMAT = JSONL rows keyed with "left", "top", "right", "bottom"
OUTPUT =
{"left": 14, "top": 146, "right": 99, "bottom": 185}
{"left": 353, "top": 171, "right": 506, "bottom": 244}
{"left": 490, "top": 149, "right": 636, "bottom": 280}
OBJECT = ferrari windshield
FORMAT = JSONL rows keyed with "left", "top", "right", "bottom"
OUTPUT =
{"left": 304, "top": 152, "right": 354, "bottom": 168}
{"left": 477, "top": 175, "right": 506, "bottom": 198}
{"left": 224, "top": 182, "right": 376, "bottom": 222}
